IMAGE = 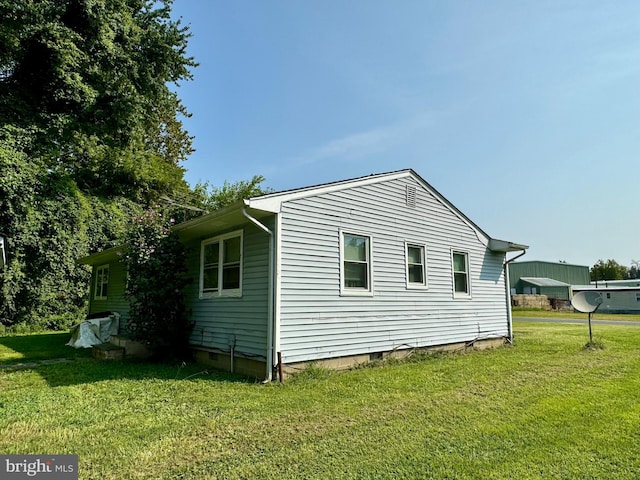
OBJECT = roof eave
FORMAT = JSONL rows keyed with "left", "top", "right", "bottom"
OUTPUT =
{"left": 488, "top": 238, "right": 529, "bottom": 253}
{"left": 77, "top": 201, "right": 277, "bottom": 265}
{"left": 77, "top": 246, "right": 121, "bottom": 266}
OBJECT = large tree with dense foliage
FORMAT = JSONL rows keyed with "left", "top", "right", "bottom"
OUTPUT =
{"left": 0, "top": 0, "right": 196, "bottom": 328}
{"left": 0, "top": 0, "right": 195, "bottom": 201}
{"left": 0, "top": 127, "right": 141, "bottom": 327}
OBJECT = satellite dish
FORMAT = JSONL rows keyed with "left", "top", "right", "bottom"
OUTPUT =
{"left": 571, "top": 291, "right": 603, "bottom": 313}
{"left": 571, "top": 291, "right": 603, "bottom": 345}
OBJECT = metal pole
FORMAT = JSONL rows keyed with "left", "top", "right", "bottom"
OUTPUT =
{"left": 588, "top": 312, "right": 593, "bottom": 344}
{"left": 277, "top": 351, "right": 284, "bottom": 383}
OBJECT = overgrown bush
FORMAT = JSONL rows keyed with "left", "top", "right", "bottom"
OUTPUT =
{"left": 0, "top": 128, "right": 142, "bottom": 328}
{"left": 122, "top": 209, "right": 192, "bottom": 360}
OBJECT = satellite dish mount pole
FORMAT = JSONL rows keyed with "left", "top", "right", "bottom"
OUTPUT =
{"left": 570, "top": 291, "right": 603, "bottom": 346}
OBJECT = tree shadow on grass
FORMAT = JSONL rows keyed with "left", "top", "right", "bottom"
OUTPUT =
{"left": 0, "top": 332, "right": 92, "bottom": 363}
{"left": 0, "top": 333, "right": 258, "bottom": 387}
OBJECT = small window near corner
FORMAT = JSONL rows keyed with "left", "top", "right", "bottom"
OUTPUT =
{"left": 606, "top": 292, "right": 611, "bottom": 299}
{"left": 636, "top": 293, "right": 640, "bottom": 302}
{"left": 95, "top": 265, "right": 109, "bottom": 300}
{"left": 200, "top": 230, "right": 243, "bottom": 298}
{"left": 452, "top": 251, "right": 470, "bottom": 297}
{"left": 406, "top": 243, "right": 427, "bottom": 288}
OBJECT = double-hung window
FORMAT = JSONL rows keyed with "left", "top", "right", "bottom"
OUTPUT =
{"left": 452, "top": 251, "right": 470, "bottom": 297}
{"left": 341, "top": 232, "right": 372, "bottom": 294}
{"left": 200, "top": 231, "right": 243, "bottom": 298}
{"left": 406, "top": 243, "right": 427, "bottom": 288}
{"left": 95, "top": 265, "right": 109, "bottom": 300}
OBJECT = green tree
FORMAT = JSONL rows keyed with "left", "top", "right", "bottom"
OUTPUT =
{"left": 0, "top": 0, "right": 196, "bottom": 328}
{"left": 0, "top": 127, "right": 141, "bottom": 327}
{"left": 163, "top": 175, "right": 273, "bottom": 223}
{"left": 193, "top": 175, "right": 273, "bottom": 211}
{"left": 590, "top": 259, "right": 629, "bottom": 282}
{"left": 629, "top": 261, "right": 640, "bottom": 280}
{"left": 0, "top": 0, "right": 196, "bottom": 201}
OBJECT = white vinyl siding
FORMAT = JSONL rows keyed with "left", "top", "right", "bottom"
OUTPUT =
{"left": 278, "top": 176, "right": 508, "bottom": 364}
{"left": 406, "top": 243, "right": 427, "bottom": 288}
{"left": 187, "top": 222, "right": 272, "bottom": 360}
{"left": 340, "top": 232, "right": 373, "bottom": 295}
{"left": 94, "top": 265, "right": 109, "bottom": 300}
{"left": 200, "top": 230, "right": 243, "bottom": 298}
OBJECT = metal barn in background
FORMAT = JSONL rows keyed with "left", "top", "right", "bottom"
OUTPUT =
{"left": 509, "top": 261, "right": 590, "bottom": 301}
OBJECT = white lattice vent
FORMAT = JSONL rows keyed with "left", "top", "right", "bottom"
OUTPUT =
{"left": 406, "top": 185, "right": 417, "bottom": 208}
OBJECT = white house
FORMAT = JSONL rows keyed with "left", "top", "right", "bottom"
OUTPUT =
{"left": 80, "top": 169, "right": 527, "bottom": 379}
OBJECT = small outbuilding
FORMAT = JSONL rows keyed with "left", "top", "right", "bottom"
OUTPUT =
{"left": 79, "top": 169, "right": 527, "bottom": 379}
{"left": 509, "top": 261, "right": 590, "bottom": 301}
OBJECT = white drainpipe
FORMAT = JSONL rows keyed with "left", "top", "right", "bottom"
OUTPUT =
{"left": 504, "top": 250, "right": 527, "bottom": 343}
{"left": 242, "top": 208, "right": 275, "bottom": 382}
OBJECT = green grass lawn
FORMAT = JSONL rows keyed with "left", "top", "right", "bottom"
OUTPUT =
{"left": 0, "top": 332, "right": 92, "bottom": 364}
{"left": 513, "top": 308, "right": 640, "bottom": 321}
{"left": 2, "top": 323, "right": 640, "bottom": 479}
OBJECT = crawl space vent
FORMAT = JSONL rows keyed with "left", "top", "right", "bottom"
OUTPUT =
{"left": 406, "top": 185, "right": 417, "bottom": 208}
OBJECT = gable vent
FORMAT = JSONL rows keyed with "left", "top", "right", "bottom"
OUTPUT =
{"left": 406, "top": 185, "right": 417, "bottom": 208}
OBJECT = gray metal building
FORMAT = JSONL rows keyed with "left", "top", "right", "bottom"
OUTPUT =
{"left": 509, "top": 261, "right": 590, "bottom": 300}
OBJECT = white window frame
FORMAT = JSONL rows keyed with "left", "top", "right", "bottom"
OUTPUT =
{"left": 200, "top": 230, "right": 243, "bottom": 299}
{"left": 340, "top": 230, "right": 373, "bottom": 296}
{"left": 94, "top": 264, "right": 109, "bottom": 300}
{"left": 452, "top": 250, "right": 471, "bottom": 298}
{"left": 405, "top": 242, "right": 428, "bottom": 289}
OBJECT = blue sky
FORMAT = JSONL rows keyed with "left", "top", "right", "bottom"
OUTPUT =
{"left": 170, "top": 1, "right": 639, "bottom": 268}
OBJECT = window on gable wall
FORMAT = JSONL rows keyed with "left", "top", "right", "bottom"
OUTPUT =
{"left": 95, "top": 265, "right": 109, "bottom": 300}
{"left": 406, "top": 243, "right": 427, "bottom": 288}
{"left": 341, "top": 232, "right": 372, "bottom": 293}
{"left": 452, "top": 251, "right": 470, "bottom": 296}
{"left": 200, "top": 230, "right": 243, "bottom": 298}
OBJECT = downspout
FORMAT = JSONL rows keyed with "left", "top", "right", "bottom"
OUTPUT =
{"left": 242, "top": 208, "right": 275, "bottom": 382}
{"left": 504, "top": 250, "right": 527, "bottom": 343}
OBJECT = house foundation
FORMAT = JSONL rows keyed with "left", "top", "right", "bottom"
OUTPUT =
{"left": 109, "top": 335, "right": 151, "bottom": 358}
{"left": 193, "top": 337, "right": 507, "bottom": 381}
{"left": 193, "top": 349, "right": 267, "bottom": 379}
{"left": 281, "top": 337, "right": 506, "bottom": 379}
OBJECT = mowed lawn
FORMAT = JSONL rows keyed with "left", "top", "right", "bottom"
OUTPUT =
{"left": 513, "top": 308, "right": 640, "bottom": 322}
{"left": 1, "top": 321, "right": 640, "bottom": 479}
